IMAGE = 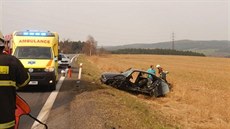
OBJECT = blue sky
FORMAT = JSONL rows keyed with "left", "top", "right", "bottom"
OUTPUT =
{"left": 0, "top": 0, "right": 229, "bottom": 46}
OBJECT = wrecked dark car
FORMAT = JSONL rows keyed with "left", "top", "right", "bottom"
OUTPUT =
{"left": 100, "top": 68, "right": 170, "bottom": 97}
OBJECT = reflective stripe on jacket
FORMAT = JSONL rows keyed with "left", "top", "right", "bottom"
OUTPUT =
{"left": 0, "top": 53, "right": 30, "bottom": 127}
{"left": 17, "top": 73, "right": 30, "bottom": 88}
{"left": 0, "top": 54, "right": 30, "bottom": 87}
{"left": 0, "top": 80, "right": 16, "bottom": 87}
{"left": 0, "top": 120, "right": 15, "bottom": 129}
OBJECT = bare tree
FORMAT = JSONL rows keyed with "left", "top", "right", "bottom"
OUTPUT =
{"left": 82, "top": 35, "right": 97, "bottom": 56}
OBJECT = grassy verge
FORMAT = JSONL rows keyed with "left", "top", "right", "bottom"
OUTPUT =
{"left": 76, "top": 55, "right": 177, "bottom": 129}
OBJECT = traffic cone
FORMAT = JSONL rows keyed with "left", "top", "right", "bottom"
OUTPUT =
{"left": 68, "top": 66, "right": 72, "bottom": 78}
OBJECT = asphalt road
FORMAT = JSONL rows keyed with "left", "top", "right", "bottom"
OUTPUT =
{"left": 17, "top": 54, "right": 78, "bottom": 129}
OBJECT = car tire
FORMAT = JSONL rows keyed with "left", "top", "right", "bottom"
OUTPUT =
{"left": 149, "top": 89, "right": 155, "bottom": 97}
{"left": 111, "top": 79, "right": 123, "bottom": 88}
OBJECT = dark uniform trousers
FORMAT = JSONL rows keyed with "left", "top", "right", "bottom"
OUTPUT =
{"left": 0, "top": 53, "right": 30, "bottom": 129}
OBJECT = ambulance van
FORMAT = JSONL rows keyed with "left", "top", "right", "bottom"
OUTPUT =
{"left": 12, "top": 30, "right": 59, "bottom": 90}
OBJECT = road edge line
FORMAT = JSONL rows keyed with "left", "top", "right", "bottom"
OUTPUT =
{"left": 31, "top": 76, "right": 65, "bottom": 129}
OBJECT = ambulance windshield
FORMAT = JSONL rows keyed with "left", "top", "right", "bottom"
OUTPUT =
{"left": 14, "top": 47, "right": 52, "bottom": 59}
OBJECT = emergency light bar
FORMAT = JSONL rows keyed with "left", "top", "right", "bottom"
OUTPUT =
{"left": 15, "top": 31, "right": 54, "bottom": 37}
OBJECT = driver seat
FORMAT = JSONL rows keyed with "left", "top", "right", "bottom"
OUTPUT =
{"left": 138, "top": 78, "right": 148, "bottom": 88}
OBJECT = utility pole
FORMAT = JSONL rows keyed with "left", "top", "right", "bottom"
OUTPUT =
{"left": 172, "top": 32, "right": 175, "bottom": 50}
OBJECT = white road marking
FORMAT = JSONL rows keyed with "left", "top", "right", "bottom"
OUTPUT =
{"left": 70, "top": 54, "right": 78, "bottom": 63}
{"left": 31, "top": 76, "right": 65, "bottom": 129}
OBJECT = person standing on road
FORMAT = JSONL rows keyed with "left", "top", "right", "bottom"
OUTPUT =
{"left": 0, "top": 31, "right": 30, "bottom": 129}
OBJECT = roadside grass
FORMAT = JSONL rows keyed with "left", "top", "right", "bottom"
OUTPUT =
{"left": 76, "top": 54, "right": 176, "bottom": 129}
{"left": 82, "top": 54, "right": 230, "bottom": 129}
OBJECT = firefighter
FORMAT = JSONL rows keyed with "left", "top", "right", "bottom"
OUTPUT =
{"left": 0, "top": 31, "right": 30, "bottom": 129}
{"left": 156, "top": 64, "right": 163, "bottom": 75}
{"left": 156, "top": 64, "right": 168, "bottom": 83}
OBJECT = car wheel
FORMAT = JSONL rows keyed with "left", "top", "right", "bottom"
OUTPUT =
{"left": 111, "top": 80, "right": 123, "bottom": 88}
{"left": 111, "top": 80, "right": 119, "bottom": 87}
{"left": 149, "top": 89, "right": 155, "bottom": 97}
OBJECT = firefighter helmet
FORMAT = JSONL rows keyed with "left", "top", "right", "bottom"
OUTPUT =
{"left": 0, "top": 31, "right": 5, "bottom": 46}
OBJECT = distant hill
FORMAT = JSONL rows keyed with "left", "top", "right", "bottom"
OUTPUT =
{"left": 104, "top": 40, "right": 230, "bottom": 57}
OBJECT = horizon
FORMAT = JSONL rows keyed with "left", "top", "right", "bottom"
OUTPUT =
{"left": 1, "top": 0, "right": 229, "bottom": 46}
{"left": 100, "top": 39, "right": 230, "bottom": 47}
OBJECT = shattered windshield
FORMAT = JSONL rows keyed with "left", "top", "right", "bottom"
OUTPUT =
{"left": 121, "top": 69, "right": 133, "bottom": 77}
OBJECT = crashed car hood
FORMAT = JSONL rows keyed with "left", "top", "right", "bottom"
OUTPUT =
{"left": 101, "top": 72, "right": 122, "bottom": 78}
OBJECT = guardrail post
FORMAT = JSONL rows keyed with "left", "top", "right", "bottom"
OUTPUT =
{"left": 61, "top": 69, "right": 66, "bottom": 76}
{"left": 78, "top": 63, "right": 83, "bottom": 80}
{"left": 76, "top": 63, "right": 83, "bottom": 84}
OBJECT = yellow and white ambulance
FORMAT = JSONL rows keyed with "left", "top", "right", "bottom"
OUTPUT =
{"left": 12, "top": 30, "right": 59, "bottom": 90}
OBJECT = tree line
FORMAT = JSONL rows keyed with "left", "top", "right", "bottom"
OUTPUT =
{"left": 59, "top": 35, "right": 100, "bottom": 56}
{"left": 59, "top": 37, "right": 205, "bottom": 57}
{"left": 111, "top": 48, "right": 205, "bottom": 56}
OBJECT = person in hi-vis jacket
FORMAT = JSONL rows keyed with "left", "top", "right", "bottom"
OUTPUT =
{"left": 0, "top": 31, "right": 30, "bottom": 129}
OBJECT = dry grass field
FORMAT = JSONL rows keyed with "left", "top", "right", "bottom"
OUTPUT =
{"left": 85, "top": 54, "right": 230, "bottom": 129}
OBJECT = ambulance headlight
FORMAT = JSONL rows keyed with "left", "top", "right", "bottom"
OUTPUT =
{"left": 45, "top": 67, "right": 55, "bottom": 72}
